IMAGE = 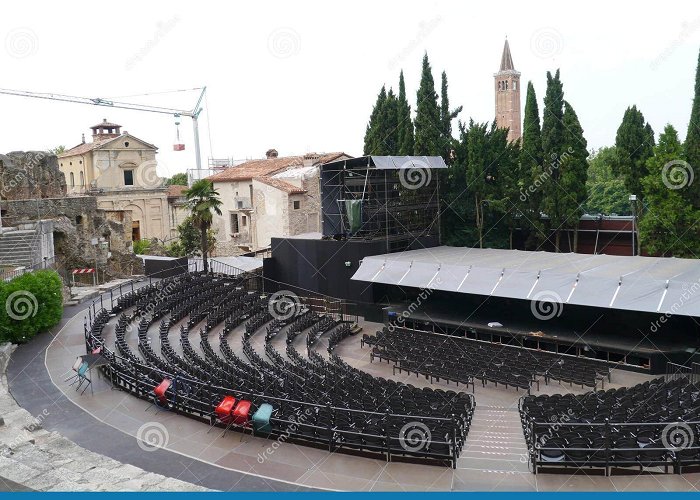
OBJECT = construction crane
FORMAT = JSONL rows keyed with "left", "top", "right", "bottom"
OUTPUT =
{"left": 0, "top": 86, "right": 207, "bottom": 170}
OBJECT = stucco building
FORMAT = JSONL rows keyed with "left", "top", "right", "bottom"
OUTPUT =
{"left": 207, "top": 149, "right": 350, "bottom": 255}
{"left": 59, "top": 119, "right": 179, "bottom": 242}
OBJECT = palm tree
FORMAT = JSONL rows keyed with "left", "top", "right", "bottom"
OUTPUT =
{"left": 183, "top": 179, "right": 222, "bottom": 273}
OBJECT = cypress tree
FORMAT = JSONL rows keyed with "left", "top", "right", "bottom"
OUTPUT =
{"left": 684, "top": 49, "right": 700, "bottom": 208}
{"left": 611, "top": 105, "right": 655, "bottom": 198}
{"left": 519, "top": 81, "right": 545, "bottom": 249}
{"left": 363, "top": 86, "right": 387, "bottom": 155}
{"left": 384, "top": 88, "right": 399, "bottom": 155}
{"left": 397, "top": 70, "right": 414, "bottom": 156}
{"left": 414, "top": 53, "right": 441, "bottom": 155}
{"left": 540, "top": 69, "right": 566, "bottom": 251}
{"left": 560, "top": 101, "right": 589, "bottom": 252}
{"left": 439, "top": 71, "right": 463, "bottom": 163}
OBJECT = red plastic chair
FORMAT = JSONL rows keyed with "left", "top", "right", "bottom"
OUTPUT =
{"left": 232, "top": 400, "right": 253, "bottom": 440}
{"left": 147, "top": 378, "right": 171, "bottom": 412}
{"left": 208, "top": 396, "right": 237, "bottom": 436}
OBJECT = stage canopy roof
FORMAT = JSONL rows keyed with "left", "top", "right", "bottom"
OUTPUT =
{"left": 351, "top": 246, "right": 700, "bottom": 317}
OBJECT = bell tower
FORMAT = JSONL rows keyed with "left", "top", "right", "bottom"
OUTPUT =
{"left": 494, "top": 39, "right": 521, "bottom": 142}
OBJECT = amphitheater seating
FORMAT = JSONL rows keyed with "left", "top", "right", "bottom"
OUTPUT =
{"left": 520, "top": 377, "right": 700, "bottom": 474}
{"left": 366, "top": 326, "right": 610, "bottom": 393}
{"left": 84, "top": 272, "right": 474, "bottom": 468}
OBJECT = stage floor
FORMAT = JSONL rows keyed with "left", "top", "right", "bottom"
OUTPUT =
{"left": 27, "top": 299, "right": 700, "bottom": 491}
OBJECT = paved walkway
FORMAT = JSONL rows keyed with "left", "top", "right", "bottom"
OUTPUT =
{"left": 7, "top": 292, "right": 700, "bottom": 491}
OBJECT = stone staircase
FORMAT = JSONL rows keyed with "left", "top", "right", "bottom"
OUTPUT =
{"left": 458, "top": 405, "right": 531, "bottom": 473}
{"left": 0, "top": 229, "right": 40, "bottom": 267}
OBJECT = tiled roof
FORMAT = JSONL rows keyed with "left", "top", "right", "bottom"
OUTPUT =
{"left": 254, "top": 176, "right": 306, "bottom": 194}
{"left": 91, "top": 119, "right": 121, "bottom": 129}
{"left": 207, "top": 152, "right": 349, "bottom": 182}
{"left": 166, "top": 185, "right": 187, "bottom": 198}
{"left": 59, "top": 138, "right": 113, "bottom": 157}
{"left": 59, "top": 133, "right": 157, "bottom": 158}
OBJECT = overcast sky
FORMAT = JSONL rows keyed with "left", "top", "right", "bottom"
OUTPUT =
{"left": 1, "top": 1, "right": 699, "bottom": 178}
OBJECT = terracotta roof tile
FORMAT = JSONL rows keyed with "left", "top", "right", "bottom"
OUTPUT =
{"left": 166, "top": 184, "right": 187, "bottom": 197}
{"left": 59, "top": 138, "right": 113, "bottom": 157}
{"left": 207, "top": 152, "right": 349, "bottom": 182}
{"left": 254, "top": 176, "right": 306, "bottom": 194}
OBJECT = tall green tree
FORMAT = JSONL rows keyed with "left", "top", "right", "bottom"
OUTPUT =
{"left": 397, "top": 70, "right": 415, "bottom": 156}
{"left": 184, "top": 179, "right": 222, "bottom": 273}
{"left": 560, "top": 101, "right": 589, "bottom": 252}
{"left": 684, "top": 48, "right": 700, "bottom": 209}
{"left": 439, "top": 70, "right": 463, "bottom": 163}
{"left": 611, "top": 105, "right": 655, "bottom": 198}
{"left": 519, "top": 81, "right": 545, "bottom": 249}
{"left": 364, "top": 86, "right": 387, "bottom": 155}
{"left": 584, "top": 147, "right": 630, "bottom": 215}
{"left": 413, "top": 53, "right": 441, "bottom": 155}
{"left": 540, "top": 69, "right": 567, "bottom": 251}
{"left": 640, "top": 125, "right": 700, "bottom": 257}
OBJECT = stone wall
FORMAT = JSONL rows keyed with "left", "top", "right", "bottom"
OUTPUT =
{"left": 0, "top": 151, "right": 66, "bottom": 200}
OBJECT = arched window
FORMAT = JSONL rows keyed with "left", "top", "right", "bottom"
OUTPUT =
{"left": 513, "top": 80, "right": 517, "bottom": 91}
{"left": 79, "top": 171, "right": 84, "bottom": 186}
{"left": 70, "top": 172, "right": 74, "bottom": 187}
{"left": 505, "top": 81, "right": 508, "bottom": 90}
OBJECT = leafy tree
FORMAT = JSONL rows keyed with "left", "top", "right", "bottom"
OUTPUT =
{"left": 184, "top": 179, "right": 222, "bottom": 273}
{"left": 363, "top": 86, "right": 399, "bottom": 155}
{"left": 413, "top": 53, "right": 441, "bottom": 155}
{"left": 167, "top": 216, "right": 216, "bottom": 257}
{"left": 0, "top": 270, "right": 63, "bottom": 343}
{"left": 640, "top": 125, "right": 700, "bottom": 257}
{"left": 684, "top": 48, "right": 700, "bottom": 209}
{"left": 583, "top": 147, "right": 630, "bottom": 215}
{"left": 165, "top": 172, "right": 188, "bottom": 186}
{"left": 397, "top": 70, "right": 415, "bottom": 156}
{"left": 364, "top": 86, "right": 387, "bottom": 155}
{"left": 50, "top": 145, "right": 66, "bottom": 155}
{"left": 519, "top": 81, "right": 545, "bottom": 249}
{"left": 439, "top": 70, "right": 462, "bottom": 162}
{"left": 133, "top": 239, "right": 151, "bottom": 255}
{"left": 560, "top": 101, "right": 589, "bottom": 252}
